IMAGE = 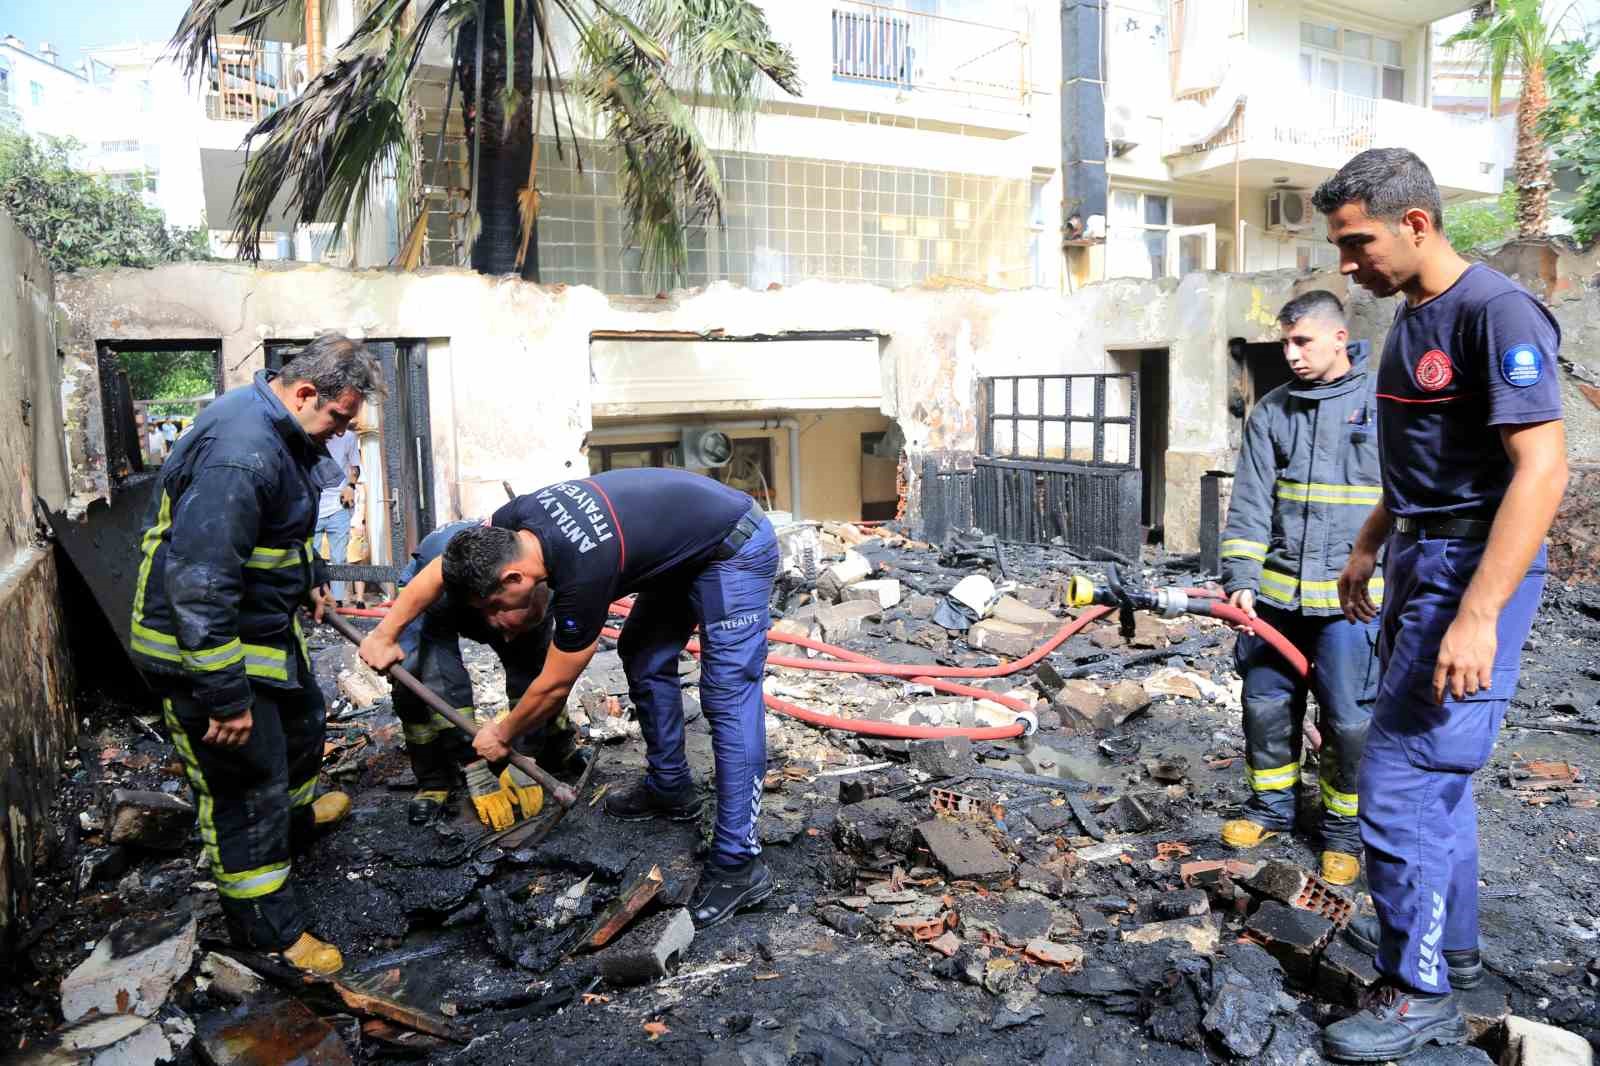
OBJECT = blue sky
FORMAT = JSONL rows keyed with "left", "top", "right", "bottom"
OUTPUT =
{"left": 3, "top": 1, "right": 191, "bottom": 70}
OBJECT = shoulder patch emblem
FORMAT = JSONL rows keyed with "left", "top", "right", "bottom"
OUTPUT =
{"left": 1415, "top": 349, "right": 1453, "bottom": 392}
{"left": 1500, "top": 344, "right": 1543, "bottom": 388}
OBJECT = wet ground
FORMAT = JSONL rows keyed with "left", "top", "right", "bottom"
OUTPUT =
{"left": 4, "top": 536, "right": 1599, "bottom": 1063}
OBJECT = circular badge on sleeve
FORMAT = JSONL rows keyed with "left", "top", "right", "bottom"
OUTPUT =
{"left": 1500, "top": 344, "right": 1543, "bottom": 388}
{"left": 1414, "top": 349, "right": 1454, "bottom": 392}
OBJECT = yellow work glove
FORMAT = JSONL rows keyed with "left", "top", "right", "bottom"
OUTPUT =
{"left": 464, "top": 760, "right": 515, "bottom": 830}
{"left": 499, "top": 766, "right": 544, "bottom": 819}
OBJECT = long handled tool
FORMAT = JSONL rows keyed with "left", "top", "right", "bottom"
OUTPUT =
{"left": 322, "top": 610, "right": 578, "bottom": 809}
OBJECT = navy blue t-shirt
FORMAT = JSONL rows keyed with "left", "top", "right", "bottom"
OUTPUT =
{"left": 492, "top": 468, "right": 752, "bottom": 651}
{"left": 1376, "top": 264, "right": 1563, "bottom": 518}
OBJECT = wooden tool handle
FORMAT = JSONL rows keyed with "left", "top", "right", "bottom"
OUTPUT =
{"left": 321, "top": 610, "right": 577, "bottom": 808}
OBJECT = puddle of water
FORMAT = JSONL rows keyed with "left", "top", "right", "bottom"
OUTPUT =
{"left": 985, "top": 737, "right": 1114, "bottom": 786}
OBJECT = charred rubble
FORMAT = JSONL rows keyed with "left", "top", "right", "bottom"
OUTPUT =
{"left": 4, "top": 522, "right": 1599, "bottom": 1065}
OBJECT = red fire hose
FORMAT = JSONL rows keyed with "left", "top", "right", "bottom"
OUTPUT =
{"left": 337, "top": 586, "right": 1311, "bottom": 743}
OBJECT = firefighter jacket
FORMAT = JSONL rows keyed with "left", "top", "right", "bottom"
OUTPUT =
{"left": 1220, "top": 341, "right": 1384, "bottom": 616}
{"left": 130, "top": 371, "right": 337, "bottom": 715}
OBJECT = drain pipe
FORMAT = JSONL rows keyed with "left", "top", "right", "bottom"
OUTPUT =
{"left": 588, "top": 418, "right": 803, "bottom": 520}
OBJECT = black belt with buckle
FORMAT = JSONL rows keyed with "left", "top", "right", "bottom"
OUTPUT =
{"left": 1393, "top": 516, "right": 1494, "bottom": 540}
{"left": 714, "top": 504, "right": 766, "bottom": 560}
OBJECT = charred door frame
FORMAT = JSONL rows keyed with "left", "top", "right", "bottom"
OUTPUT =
{"left": 266, "top": 339, "right": 434, "bottom": 584}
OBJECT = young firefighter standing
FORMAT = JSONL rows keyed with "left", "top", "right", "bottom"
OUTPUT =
{"left": 362, "top": 468, "right": 779, "bottom": 928}
{"left": 1219, "top": 291, "right": 1383, "bottom": 887}
{"left": 130, "top": 335, "right": 383, "bottom": 976}
{"left": 1314, "top": 149, "right": 1567, "bottom": 1062}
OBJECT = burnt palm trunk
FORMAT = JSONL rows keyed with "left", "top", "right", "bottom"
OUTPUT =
{"left": 459, "top": 2, "right": 539, "bottom": 278}
{"left": 1514, "top": 59, "right": 1551, "bottom": 238}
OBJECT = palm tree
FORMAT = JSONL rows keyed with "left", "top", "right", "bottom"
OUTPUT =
{"left": 171, "top": 0, "right": 800, "bottom": 280}
{"left": 1447, "top": 0, "right": 1568, "bottom": 238}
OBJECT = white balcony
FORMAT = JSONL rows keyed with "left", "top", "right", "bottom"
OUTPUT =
{"left": 827, "top": 1, "right": 1030, "bottom": 114}
{"left": 1166, "top": 84, "right": 1501, "bottom": 199}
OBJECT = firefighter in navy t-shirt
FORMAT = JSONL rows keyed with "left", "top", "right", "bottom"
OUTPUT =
{"left": 1312, "top": 150, "right": 1567, "bottom": 1062}
{"left": 361, "top": 468, "right": 779, "bottom": 929}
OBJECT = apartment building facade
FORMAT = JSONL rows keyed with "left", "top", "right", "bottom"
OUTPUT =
{"left": 1083, "top": 0, "right": 1504, "bottom": 282}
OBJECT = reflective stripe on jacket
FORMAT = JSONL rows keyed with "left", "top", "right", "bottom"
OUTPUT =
{"left": 130, "top": 371, "right": 337, "bottom": 714}
{"left": 1221, "top": 341, "right": 1384, "bottom": 616}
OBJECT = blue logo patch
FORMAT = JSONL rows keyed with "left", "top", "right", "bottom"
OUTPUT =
{"left": 562, "top": 618, "right": 578, "bottom": 630}
{"left": 1501, "top": 344, "right": 1543, "bottom": 388}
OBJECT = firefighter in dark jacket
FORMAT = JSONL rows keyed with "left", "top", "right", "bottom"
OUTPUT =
{"left": 1219, "top": 291, "right": 1383, "bottom": 887}
{"left": 130, "top": 335, "right": 382, "bottom": 975}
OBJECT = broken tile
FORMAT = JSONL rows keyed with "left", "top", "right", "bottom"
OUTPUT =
{"left": 1023, "top": 939, "right": 1083, "bottom": 969}
{"left": 916, "top": 819, "right": 1012, "bottom": 882}
{"left": 927, "top": 931, "right": 962, "bottom": 957}
{"left": 1120, "top": 915, "right": 1219, "bottom": 954}
{"left": 198, "top": 953, "right": 265, "bottom": 1004}
{"left": 195, "top": 996, "right": 353, "bottom": 1066}
{"left": 61, "top": 910, "right": 198, "bottom": 1022}
{"left": 15, "top": 1013, "right": 187, "bottom": 1066}
{"left": 597, "top": 908, "right": 695, "bottom": 986}
{"left": 1507, "top": 759, "right": 1582, "bottom": 790}
{"left": 105, "top": 789, "right": 195, "bottom": 852}
{"left": 1075, "top": 841, "right": 1131, "bottom": 864}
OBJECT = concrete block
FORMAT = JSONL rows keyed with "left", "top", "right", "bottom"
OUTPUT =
{"left": 1317, "top": 937, "right": 1380, "bottom": 1005}
{"left": 812, "top": 600, "right": 882, "bottom": 643}
{"left": 13, "top": 1013, "right": 178, "bottom": 1066}
{"left": 904, "top": 593, "right": 938, "bottom": 619}
{"left": 1500, "top": 1015, "right": 1590, "bottom": 1065}
{"left": 198, "top": 952, "right": 265, "bottom": 1004}
{"left": 817, "top": 551, "right": 872, "bottom": 601}
{"left": 1052, "top": 681, "right": 1110, "bottom": 733}
{"left": 1120, "top": 915, "right": 1219, "bottom": 954}
{"left": 597, "top": 907, "right": 696, "bottom": 986}
{"left": 1103, "top": 680, "right": 1152, "bottom": 726}
{"left": 990, "top": 595, "right": 1056, "bottom": 627}
{"left": 1155, "top": 888, "right": 1212, "bottom": 919}
{"left": 916, "top": 819, "right": 1012, "bottom": 882}
{"left": 841, "top": 579, "right": 902, "bottom": 610}
{"left": 1242, "top": 901, "right": 1335, "bottom": 982}
{"left": 105, "top": 789, "right": 195, "bottom": 852}
{"left": 195, "top": 997, "right": 353, "bottom": 1066}
{"left": 966, "top": 619, "right": 1044, "bottom": 658}
{"left": 61, "top": 910, "right": 198, "bottom": 1022}
{"left": 835, "top": 796, "right": 917, "bottom": 853}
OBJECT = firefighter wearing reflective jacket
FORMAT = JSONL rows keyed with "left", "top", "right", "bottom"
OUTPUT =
{"left": 1219, "top": 291, "right": 1383, "bottom": 887}
{"left": 130, "top": 335, "right": 382, "bottom": 976}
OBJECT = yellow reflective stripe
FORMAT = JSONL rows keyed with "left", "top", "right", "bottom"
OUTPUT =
{"left": 181, "top": 638, "right": 244, "bottom": 672}
{"left": 1321, "top": 778, "right": 1359, "bottom": 817}
{"left": 1274, "top": 479, "right": 1383, "bottom": 505}
{"left": 1259, "top": 571, "right": 1384, "bottom": 607}
{"left": 132, "top": 620, "right": 181, "bottom": 663}
{"left": 1246, "top": 761, "right": 1299, "bottom": 792}
{"left": 163, "top": 698, "right": 220, "bottom": 871}
{"left": 244, "top": 545, "right": 302, "bottom": 570}
{"left": 1221, "top": 539, "right": 1267, "bottom": 562}
{"left": 402, "top": 711, "right": 458, "bottom": 746}
{"left": 242, "top": 643, "right": 289, "bottom": 681}
{"left": 131, "top": 494, "right": 173, "bottom": 639}
{"left": 289, "top": 778, "right": 317, "bottom": 808}
{"left": 215, "top": 862, "right": 291, "bottom": 899}
{"left": 292, "top": 616, "right": 309, "bottom": 665}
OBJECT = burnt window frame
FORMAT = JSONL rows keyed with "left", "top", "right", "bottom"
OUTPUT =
{"left": 96, "top": 339, "right": 225, "bottom": 483}
{"left": 981, "top": 373, "right": 1138, "bottom": 469}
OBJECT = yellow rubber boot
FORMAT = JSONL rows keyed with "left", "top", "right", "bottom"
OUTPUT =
{"left": 312, "top": 791, "right": 351, "bottom": 828}
{"left": 1321, "top": 850, "right": 1361, "bottom": 886}
{"left": 282, "top": 932, "right": 344, "bottom": 976}
{"left": 1220, "top": 818, "right": 1279, "bottom": 849}
{"left": 499, "top": 767, "right": 544, "bottom": 820}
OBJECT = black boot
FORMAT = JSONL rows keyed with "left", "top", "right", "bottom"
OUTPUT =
{"left": 1344, "top": 913, "right": 1484, "bottom": 989}
{"left": 603, "top": 778, "right": 703, "bottom": 822}
{"left": 689, "top": 858, "right": 774, "bottom": 929}
{"left": 408, "top": 788, "right": 450, "bottom": 826}
{"left": 1323, "top": 983, "right": 1467, "bottom": 1063}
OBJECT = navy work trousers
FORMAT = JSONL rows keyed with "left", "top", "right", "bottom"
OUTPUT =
{"left": 1360, "top": 533, "right": 1545, "bottom": 994}
{"left": 617, "top": 516, "right": 778, "bottom": 868}
{"left": 1236, "top": 602, "right": 1379, "bottom": 852}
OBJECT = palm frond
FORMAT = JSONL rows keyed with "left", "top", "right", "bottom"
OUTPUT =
{"left": 169, "top": 0, "right": 303, "bottom": 80}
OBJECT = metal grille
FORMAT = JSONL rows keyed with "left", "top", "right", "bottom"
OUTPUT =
{"left": 983, "top": 374, "right": 1137, "bottom": 467}
{"left": 971, "top": 457, "right": 1141, "bottom": 560}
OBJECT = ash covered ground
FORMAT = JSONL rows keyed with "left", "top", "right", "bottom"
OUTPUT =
{"left": 5, "top": 526, "right": 1600, "bottom": 1064}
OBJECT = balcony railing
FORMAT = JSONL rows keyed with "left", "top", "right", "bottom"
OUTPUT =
{"left": 830, "top": 1, "right": 1029, "bottom": 110}
{"left": 203, "top": 38, "right": 298, "bottom": 123}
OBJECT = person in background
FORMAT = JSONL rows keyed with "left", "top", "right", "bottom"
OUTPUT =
{"left": 314, "top": 429, "right": 361, "bottom": 605}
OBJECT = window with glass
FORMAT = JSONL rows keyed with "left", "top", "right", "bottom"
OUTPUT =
{"left": 0, "top": 61, "right": 11, "bottom": 109}
{"left": 1300, "top": 22, "right": 1404, "bottom": 101}
{"left": 30, "top": 80, "right": 43, "bottom": 108}
{"left": 1110, "top": 189, "right": 1172, "bottom": 279}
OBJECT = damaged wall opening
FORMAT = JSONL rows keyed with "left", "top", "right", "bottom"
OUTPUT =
{"left": 587, "top": 330, "right": 889, "bottom": 522}
{"left": 1238, "top": 340, "right": 1295, "bottom": 411}
{"left": 96, "top": 340, "right": 224, "bottom": 482}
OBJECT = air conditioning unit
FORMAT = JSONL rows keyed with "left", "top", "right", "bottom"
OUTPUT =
{"left": 681, "top": 427, "right": 733, "bottom": 469}
{"left": 1266, "top": 189, "right": 1312, "bottom": 233}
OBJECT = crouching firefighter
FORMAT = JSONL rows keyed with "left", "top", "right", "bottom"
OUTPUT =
{"left": 130, "top": 335, "right": 383, "bottom": 976}
{"left": 394, "top": 519, "right": 585, "bottom": 828}
{"left": 1219, "top": 291, "right": 1383, "bottom": 886}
